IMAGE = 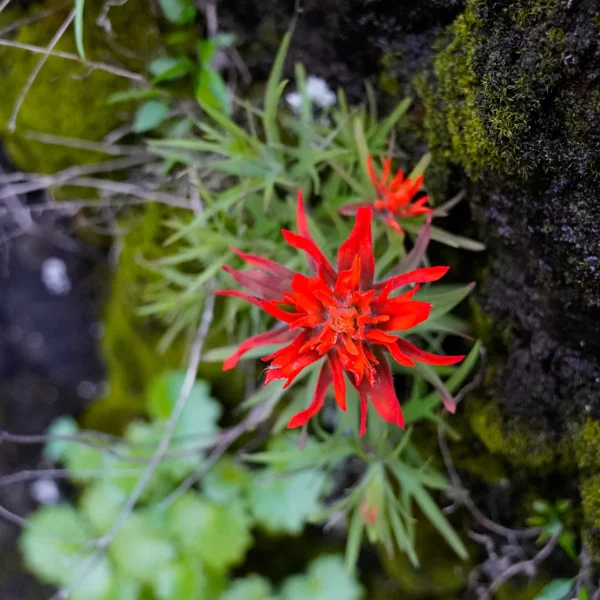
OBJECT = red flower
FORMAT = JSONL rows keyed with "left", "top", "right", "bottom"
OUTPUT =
{"left": 216, "top": 191, "right": 463, "bottom": 435}
{"left": 340, "top": 155, "right": 433, "bottom": 234}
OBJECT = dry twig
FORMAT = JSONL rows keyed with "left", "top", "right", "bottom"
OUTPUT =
{"left": 0, "top": 39, "right": 144, "bottom": 81}
{"left": 8, "top": 9, "right": 76, "bottom": 132}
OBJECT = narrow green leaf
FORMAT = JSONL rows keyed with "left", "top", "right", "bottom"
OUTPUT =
{"left": 198, "top": 40, "right": 215, "bottom": 64}
{"left": 408, "top": 152, "right": 431, "bottom": 179}
{"left": 158, "top": 0, "right": 197, "bottom": 24}
{"left": 534, "top": 579, "right": 574, "bottom": 600}
{"left": 196, "top": 67, "right": 231, "bottom": 114}
{"left": 109, "top": 88, "right": 158, "bottom": 104}
{"left": 75, "top": 0, "right": 85, "bottom": 59}
{"left": 151, "top": 57, "right": 193, "bottom": 83}
{"left": 211, "top": 32, "right": 237, "bottom": 49}
{"left": 264, "top": 32, "right": 291, "bottom": 144}
{"left": 416, "top": 283, "right": 475, "bottom": 320}
{"left": 370, "top": 98, "right": 411, "bottom": 148}
{"left": 133, "top": 100, "right": 170, "bottom": 133}
{"left": 408, "top": 481, "right": 468, "bottom": 559}
{"left": 345, "top": 509, "right": 364, "bottom": 573}
{"left": 404, "top": 222, "right": 486, "bottom": 251}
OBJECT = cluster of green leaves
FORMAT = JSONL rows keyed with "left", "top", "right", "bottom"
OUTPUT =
{"left": 527, "top": 499, "right": 578, "bottom": 562}
{"left": 528, "top": 499, "right": 585, "bottom": 600}
{"left": 21, "top": 371, "right": 362, "bottom": 600}
{"left": 110, "top": 29, "right": 236, "bottom": 134}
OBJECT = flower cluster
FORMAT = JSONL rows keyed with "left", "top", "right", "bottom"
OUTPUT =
{"left": 217, "top": 175, "right": 463, "bottom": 434}
{"left": 340, "top": 155, "right": 432, "bottom": 234}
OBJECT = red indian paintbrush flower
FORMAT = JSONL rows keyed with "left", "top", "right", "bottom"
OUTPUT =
{"left": 340, "top": 155, "right": 433, "bottom": 235}
{"left": 216, "top": 191, "right": 463, "bottom": 435}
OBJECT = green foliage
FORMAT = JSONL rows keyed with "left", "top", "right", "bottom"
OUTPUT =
{"left": 534, "top": 578, "right": 575, "bottom": 600}
{"left": 247, "top": 436, "right": 330, "bottom": 535}
{"left": 133, "top": 101, "right": 171, "bottom": 133}
{"left": 21, "top": 373, "right": 365, "bottom": 599}
{"left": 280, "top": 555, "right": 364, "bottom": 600}
{"left": 166, "top": 493, "right": 252, "bottom": 570}
{"left": 20, "top": 505, "right": 115, "bottom": 600}
{"left": 158, "top": 0, "right": 196, "bottom": 25}
{"left": 526, "top": 499, "right": 577, "bottom": 561}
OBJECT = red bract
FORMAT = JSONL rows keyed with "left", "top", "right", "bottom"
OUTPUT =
{"left": 340, "top": 155, "right": 433, "bottom": 235}
{"left": 216, "top": 191, "right": 463, "bottom": 435}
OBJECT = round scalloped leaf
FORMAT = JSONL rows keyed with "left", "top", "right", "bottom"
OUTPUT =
{"left": 248, "top": 467, "right": 328, "bottom": 535}
{"left": 220, "top": 575, "right": 273, "bottom": 600}
{"left": 20, "top": 505, "right": 113, "bottom": 600}
{"left": 166, "top": 492, "right": 252, "bottom": 571}
{"left": 152, "top": 558, "right": 207, "bottom": 600}
{"left": 110, "top": 512, "right": 176, "bottom": 583}
{"left": 280, "top": 555, "right": 364, "bottom": 600}
{"left": 202, "top": 456, "right": 252, "bottom": 503}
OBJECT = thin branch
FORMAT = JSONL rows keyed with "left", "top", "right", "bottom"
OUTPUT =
{"left": 48, "top": 291, "right": 215, "bottom": 600}
{"left": 25, "top": 131, "right": 145, "bottom": 156}
{"left": 0, "top": 1, "right": 71, "bottom": 35}
{"left": 488, "top": 530, "right": 562, "bottom": 593}
{"left": 0, "top": 39, "right": 144, "bottom": 81}
{"left": 8, "top": 9, "right": 75, "bottom": 132}
{"left": 0, "top": 428, "right": 219, "bottom": 468}
{"left": 0, "top": 467, "right": 145, "bottom": 488}
{"left": 0, "top": 156, "right": 153, "bottom": 201}
{"left": 158, "top": 393, "right": 279, "bottom": 510}
{"left": 438, "top": 424, "right": 541, "bottom": 539}
{"left": 0, "top": 176, "right": 191, "bottom": 210}
{"left": 0, "top": 0, "right": 11, "bottom": 12}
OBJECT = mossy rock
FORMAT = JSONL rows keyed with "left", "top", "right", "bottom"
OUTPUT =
{"left": 0, "top": 0, "right": 161, "bottom": 172}
{"left": 378, "top": 517, "right": 477, "bottom": 597}
{"left": 419, "top": 0, "right": 600, "bottom": 180}
{"left": 466, "top": 398, "right": 572, "bottom": 472}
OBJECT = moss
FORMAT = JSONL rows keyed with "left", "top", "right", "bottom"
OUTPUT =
{"left": 467, "top": 398, "right": 562, "bottom": 471}
{"left": 379, "top": 518, "right": 477, "bottom": 597}
{"left": 419, "top": 0, "right": 600, "bottom": 179}
{"left": 582, "top": 476, "right": 600, "bottom": 524}
{"left": 581, "top": 474, "right": 600, "bottom": 558}
{"left": 0, "top": 0, "right": 161, "bottom": 172}
{"left": 82, "top": 205, "right": 184, "bottom": 432}
{"left": 83, "top": 204, "right": 245, "bottom": 432}
{"left": 574, "top": 419, "right": 600, "bottom": 472}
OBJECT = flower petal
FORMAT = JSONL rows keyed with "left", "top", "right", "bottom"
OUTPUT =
{"left": 328, "top": 352, "right": 346, "bottom": 411}
{"left": 366, "top": 155, "right": 380, "bottom": 191}
{"left": 386, "top": 342, "right": 416, "bottom": 367}
{"left": 380, "top": 301, "right": 432, "bottom": 331}
{"left": 223, "top": 326, "right": 296, "bottom": 370}
{"left": 337, "top": 206, "right": 375, "bottom": 288}
{"left": 259, "top": 300, "right": 303, "bottom": 323}
{"left": 282, "top": 230, "right": 336, "bottom": 286}
{"left": 359, "top": 391, "right": 368, "bottom": 436}
{"left": 287, "top": 361, "right": 332, "bottom": 428}
{"left": 363, "top": 351, "right": 404, "bottom": 429}
{"left": 375, "top": 266, "right": 449, "bottom": 292}
{"left": 222, "top": 266, "right": 285, "bottom": 300}
{"left": 364, "top": 329, "right": 398, "bottom": 345}
{"left": 215, "top": 289, "right": 268, "bottom": 313}
{"left": 396, "top": 338, "right": 464, "bottom": 366}
{"left": 230, "top": 246, "right": 295, "bottom": 281}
